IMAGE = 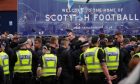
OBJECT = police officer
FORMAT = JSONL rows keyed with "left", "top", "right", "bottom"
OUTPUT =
{"left": 128, "top": 54, "right": 140, "bottom": 73}
{"left": 12, "top": 38, "right": 34, "bottom": 84}
{"left": 37, "top": 45, "right": 61, "bottom": 84}
{"left": 80, "top": 36, "right": 112, "bottom": 84}
{"left": 133, "top": 43, "right": 140, "bottom": 56}
{"left": 132, "top": 43, "right": 140, "bottom": 57}
{"left": 104, "top": 36, "right": 120, "bottom": 84}
{"left": 79, "top": 41, "right": 90, "bottom": 84}
{"left": 0, "top": 43, "right": 10, "bottom": 84}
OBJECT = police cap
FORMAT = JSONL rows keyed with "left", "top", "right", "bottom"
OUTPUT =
{"left": 18, "top": 37, "right": 27, "bottom": 45}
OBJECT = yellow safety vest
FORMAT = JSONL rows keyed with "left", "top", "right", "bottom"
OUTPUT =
{"left": 14, "top": 50, "right": 32, "bottom": 73}
{"left": 133, "top": 52, "right": 140, "bottom": 58}
{"left": 0, "top": 51, "right": 9, "bottom": 75}
{"left": 80, "top": 53, "right": 84, "bottom": 72}
{"left": 84, "top": 47, "right": 103, "bottom": 73}
{"left": 104, "top": 47, "right": 119, "bottom": 70}
{"left": 42, "top": 54, "right": 57, "bottom": 77}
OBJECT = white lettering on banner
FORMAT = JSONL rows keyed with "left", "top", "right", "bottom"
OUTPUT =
{"left": 94, "top": 14, "right": 98, "bottom": 21}
{"left": 123, "top": 14, "right": 128, "bottom": 20}
{"left": 84, "top": 14, "right": 90, "bottom": 21}
{"left": 45, "top": 14, "right": 139, "bottom": 22}
{"left": 99, "top": 14, "right": 104, "bottom": 21}
{"left": 135, "top": 14, "right": 139, "bottom": 21}
{"left": 93, "top": 14, "right": 139, "bottom": 21}
{"left": 117, "top": 14, "right": 122, "bottom": 21}
{"left": 45, "top": 14, "right": 89, "bottom": 22}
{"left": 51, "top": 14, "right": 56, "bottom": 21}
{"left": 57, "top": 14, "right": 63, "bottom": 21}
{"left": 45, "top": 15, "right": 50, "bottom": 21}
{"left": 105, "top": 14, "right": 110, "bottom": 21}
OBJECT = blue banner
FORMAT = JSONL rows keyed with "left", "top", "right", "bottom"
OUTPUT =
{"left": 18, "top": 0, "right": 140, "bottom": 36}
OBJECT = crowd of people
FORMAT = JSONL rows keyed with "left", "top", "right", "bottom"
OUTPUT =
{"left": 0, "top": 31, "right": 140, "bottom": 84}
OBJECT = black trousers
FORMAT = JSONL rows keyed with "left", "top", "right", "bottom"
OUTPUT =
{"left": 87, "top": 73, "right": 106, "bottom": 84}
{"left": 13, "top": 73, "right": 33, "bottom": 84}
{"left": 0, "top": 75, "right": 10, "bottom": 84}
{"left": 58, "top": 72, "right": 73, "bottom": 84}
{"left": 4, "top": 75, "right": 10, "bottom": 84}
{"left": 40, "top": 76, "right": 56, "bottom": 84}
{"left": 73, "top": 73, "right": 86, "bottom": 84}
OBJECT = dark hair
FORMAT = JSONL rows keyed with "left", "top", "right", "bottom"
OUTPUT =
{"left": 35, "top": 38, "right": 42, "bottom": 44}
{"left": 130, "top": 37, "right": 137, "bottom": 42}
{"left": 91, "top": 36, "right": 98, "bottom": 44}
{"left": 99, "top": 33, "right": 106, "bottom": 40}
{"left": 60, "top": 38, "right": 69, "bottom": 46}
{"left": 123, "top": 38, "right": 130, "bottom": 45}
{"left": 66, "top": 29, "right": 73, "bottom": 33}
{"left": 107, "top": 36, "right": 114, "bottom": 42}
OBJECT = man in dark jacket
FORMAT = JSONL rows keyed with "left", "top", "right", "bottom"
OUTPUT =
{"left": 57, "top": 38, "right": 73, "bottom": 84}
{"left": 34, "top": 37, "right": 43, "bottom": 84}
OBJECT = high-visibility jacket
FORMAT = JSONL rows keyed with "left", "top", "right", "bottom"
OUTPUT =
{"left": 14, "top": 50, "right": 32, "bottom": 73}
{"left": 80, "top": 53, "right": 84, "bottom": 73}
{"left": 104, "top": 47, "right": 119, "bottom": 70}
{"left": 42, "top": 53, "right": 57, "bottom": 77}
{"left": 84, "top": 47, "right": 103, "bottom": 73}
{"left": 133, "top": 52, "right": 140, "bottom": 58}
{"left": 0, "top": 51, "right": 9, "bottom": 75}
